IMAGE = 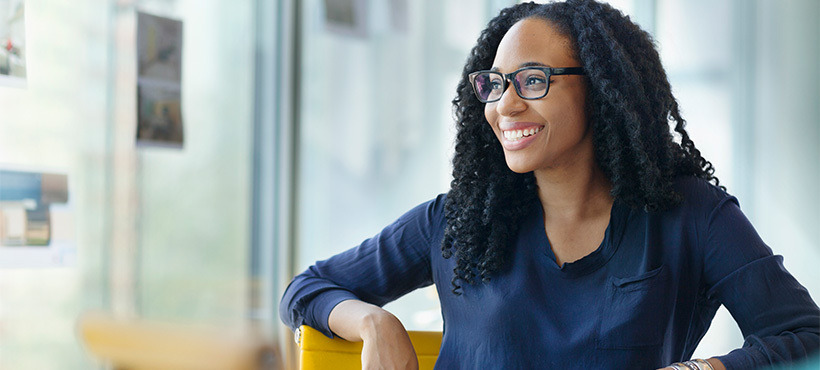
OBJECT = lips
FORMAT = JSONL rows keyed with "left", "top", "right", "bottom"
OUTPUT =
{"left": 499, "top": 123, "right": 545, "bottom": 151}
{"left": 503, "top": 126, "right": 543, "bottom": 140}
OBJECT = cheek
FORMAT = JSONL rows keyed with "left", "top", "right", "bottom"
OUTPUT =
{"left": 551, "top": 109, "right": 586, "bottom": 138}
{"left": 555, "top": 102, "right": 585, "bottom": 125}
{"left": 550, "top": 92, "right": 588, "bottom": 129}
{"left": 569, "top": 100, "right": 589, "bottom": 130}
{"left": 484, "top": 104, "right": 496, "bottom": 127}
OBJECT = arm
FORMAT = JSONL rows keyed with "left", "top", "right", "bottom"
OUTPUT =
{"left": 701, "top": 197, "right": 820, "bottom": 369}
{"left": 279, "top": 195, "right": 444, "bottom": 338}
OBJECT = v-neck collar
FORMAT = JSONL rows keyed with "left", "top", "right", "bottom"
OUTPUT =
{"left": 523, "top": 198, "right": 631, "bottom": 278}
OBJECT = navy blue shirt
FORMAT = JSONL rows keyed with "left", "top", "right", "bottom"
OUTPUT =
{"left": 280, "top": 177, "right": 820, "bottom": 369}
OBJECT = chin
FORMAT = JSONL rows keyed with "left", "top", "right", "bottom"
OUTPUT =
{"left": 504, "top": 159, "right": 535, "bottom": 174}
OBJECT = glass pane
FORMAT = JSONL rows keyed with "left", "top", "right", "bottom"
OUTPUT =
{"left": 656, "top": 0, "right": 820, "bottom": 359}
{"left": 655, "top": 0, "right": 739, "bottom": 357}
{"left": 295, "top": 0, "right": 514, "bottom": 331}
{"left": 0, "top": 0, "right": 109, "bottom": 367}
{"left": 128, "top": 0, "right": 254, "bottom": 325}
{"left": 0, "top": 0, "right": 257, "bottom": 368}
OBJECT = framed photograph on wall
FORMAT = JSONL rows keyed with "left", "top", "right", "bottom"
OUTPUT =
{"left": 323, "top": 0, "right": 368, "bottom": 38}
{"left": 0, "top": 166, "right": 75, "bottom": 268}
{"left": 136, "top": 11, "right": 184, "bottom": 148}
{"left": 0, "top": 0, "right": 26, "bottom": 88}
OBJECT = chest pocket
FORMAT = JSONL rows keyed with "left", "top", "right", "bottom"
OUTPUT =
{"left": 596, "top": 265, "right": 672, "bottom": 349}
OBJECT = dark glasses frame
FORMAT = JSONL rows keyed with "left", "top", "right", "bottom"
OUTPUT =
{"left": 468, "top": 66, "right": 585, "bottom": 103}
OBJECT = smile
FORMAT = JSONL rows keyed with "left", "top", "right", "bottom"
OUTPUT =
{"left": 503, "top": 126, "right": 543, "bottom": 141}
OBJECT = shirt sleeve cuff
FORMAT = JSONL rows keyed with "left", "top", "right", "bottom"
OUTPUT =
{"left": 308, "top": 289, "right": 360, "bottom": 339}
{"left": 715, "top": 347, "right": 765, "bottom": 370}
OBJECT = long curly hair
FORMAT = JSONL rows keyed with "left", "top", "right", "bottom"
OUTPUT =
{"left": 441, "top": 0, "right": 721, "bottom": 293}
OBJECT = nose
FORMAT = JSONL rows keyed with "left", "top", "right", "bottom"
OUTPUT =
{"left": 494, "top": 81, "right": 526, "bottom": 117}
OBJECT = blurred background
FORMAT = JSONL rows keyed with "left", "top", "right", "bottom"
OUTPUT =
{"left": 0, "top": 0, "right": 817, "bottom": 368}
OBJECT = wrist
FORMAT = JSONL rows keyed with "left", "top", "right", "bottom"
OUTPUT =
{"left": 359, "top": 307, "right": 401, "bottom": 341}
{"left": 706, "top": 358, "right": 725, "bottom": 370}
{"left": 668, "top": 358, "right": 724, "bottom": 370}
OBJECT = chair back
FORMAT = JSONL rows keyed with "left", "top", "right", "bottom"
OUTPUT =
{"left": 296, "top": 325, "right": 441, "bottom": 370}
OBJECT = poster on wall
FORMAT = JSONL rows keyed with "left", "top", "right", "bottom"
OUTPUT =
{"left": 136, "top": 12, "right": 184, "bottom": 148}
{"left": 0, "top": 167, "right": 76, "bottom": 268}
{"left": 0, "top": 0, "right": 26, "bottom": 88}
{"left": 323, "top": 0, "right": 368, "bottom": 37}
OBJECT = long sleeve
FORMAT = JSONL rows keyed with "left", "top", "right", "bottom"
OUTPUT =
{"left": 702, "top": 196, "right": 820, "bottom": 369}
{"left": 278, "top": 194, "right": 445, "bottom": 338}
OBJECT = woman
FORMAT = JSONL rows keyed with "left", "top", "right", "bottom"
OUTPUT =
{"left": 280, "top": 1, "right": 820, "bottom": 369}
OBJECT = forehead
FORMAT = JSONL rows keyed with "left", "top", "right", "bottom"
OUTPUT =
{"left": 492, "top": 17, "right": 577, "bottom": 71}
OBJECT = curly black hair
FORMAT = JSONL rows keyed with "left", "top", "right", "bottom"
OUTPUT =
{"left": 441, "top": 0, "right": 721, "bottom": 293}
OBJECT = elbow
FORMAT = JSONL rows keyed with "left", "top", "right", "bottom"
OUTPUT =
{"left": 278, "top": 279, "right": 302, "bottom": 331}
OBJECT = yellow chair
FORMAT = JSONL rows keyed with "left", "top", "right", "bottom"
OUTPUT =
{"left": 77, "top": 312, "right": 279, "bottom": 370}
{"left": 296, "top": 325, "right": 442, "bottom": 370}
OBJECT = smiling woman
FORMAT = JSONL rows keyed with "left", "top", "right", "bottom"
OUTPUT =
{"left": 279, "top": 0, "right": 820, "bottom": 369}
{"left": 482, "top": 18, "right": 592, "bottom": 178}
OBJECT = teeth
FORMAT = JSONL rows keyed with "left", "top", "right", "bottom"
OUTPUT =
{"left": 503, "top": 127, "right": 542, "bottom": 141}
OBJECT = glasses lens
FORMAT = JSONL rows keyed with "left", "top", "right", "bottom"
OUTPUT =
{"left": 472, "top": 72, "right": 504, "bottom": 102}
{"left": 514, "top": 69, "right": 548, "bottom": 99}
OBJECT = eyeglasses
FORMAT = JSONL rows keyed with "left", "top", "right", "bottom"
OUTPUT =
{"left": 468, "top": 66, "right": 585, "bottom": 103}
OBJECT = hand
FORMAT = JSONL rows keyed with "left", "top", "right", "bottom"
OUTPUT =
{"left": 360, "top": 311, "right": 418, "bottom": 370}
{"left": 328, "top": 300, "right": 419, "bottom": 370}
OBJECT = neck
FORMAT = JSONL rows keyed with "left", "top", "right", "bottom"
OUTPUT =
{"left": 534, "top": 158, "right": 613, "bottom": 222}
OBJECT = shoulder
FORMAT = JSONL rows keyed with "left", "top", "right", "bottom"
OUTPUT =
{"left": 671, "top": 176, "right": 738, "bottom": 217}
{"left": 393, "top": 193, "right": 448, "bottom": 234}
{"left": 402, "top": 193, "right": 447, "bottom": 220}
{"left": 639, "top": 176, "right": 740, "bottom": 233}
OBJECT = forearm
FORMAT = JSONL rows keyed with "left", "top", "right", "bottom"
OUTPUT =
{"left": 704, "top": 203, "right": 820, "bottom": 368}
{"left": 328, "top": 299, "right": 405, "bottom": 342}
{"left": 714, "top": 330, "right": 820, "bottom": 369}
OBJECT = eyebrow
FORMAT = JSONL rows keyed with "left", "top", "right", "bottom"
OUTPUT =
{"left": 490, "top": 61, "right": 551, "bottom": 72}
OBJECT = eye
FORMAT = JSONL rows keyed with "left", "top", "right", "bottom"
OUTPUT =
{"left": 515, "top": 70, "right": 548, "bottom": 92}
{"left": 524, "top": 75, "right": 546, "bottom": 86}
{"left": 489, "top": 77, "right": 504, "bottom": 90}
